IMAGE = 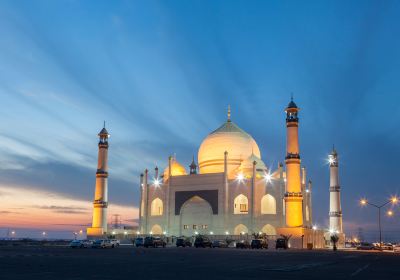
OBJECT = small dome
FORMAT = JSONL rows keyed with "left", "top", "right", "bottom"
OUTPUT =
{"left": 198, "top": 120, "right": 261, "bottom": 174}
{"left": 163, "top": 158, "right": 187, "bottom": 180}
{"left": 233, "top": 153, "right": 267, "bottom": 179}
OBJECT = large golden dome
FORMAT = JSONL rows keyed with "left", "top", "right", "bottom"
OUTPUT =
{"left": 198, "top": 119, "right": 261, "bottom": 175}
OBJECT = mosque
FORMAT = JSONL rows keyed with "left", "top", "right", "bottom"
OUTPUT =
{"left": 87, "top": 98, "right": 344, "bottom": 248}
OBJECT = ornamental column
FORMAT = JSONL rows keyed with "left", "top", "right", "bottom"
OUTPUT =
{"left": 87, "top": 124, "right": 110, "bottom": 237}
{"left": 329, "top": 146, "right": 343, "bottom": 233}
{"left": 284, "top": 98, "right": 303, "bottom": 227}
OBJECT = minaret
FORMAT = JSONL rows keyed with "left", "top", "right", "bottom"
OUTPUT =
{"left": 284, "top": 98, "right": 303, "bottom": 227}
{"left": 189, "top": 156, "right": 197, "bottom": 174}
{"left": 329, "top": 146, "right": 343, "bottom": 233}
{"left": 87, "top": 123, "right": 110, "bottom": 237}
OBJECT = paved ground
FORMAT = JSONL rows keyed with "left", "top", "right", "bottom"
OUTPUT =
{"left": 0, "top": 245, "right": 399, "bottom": 280}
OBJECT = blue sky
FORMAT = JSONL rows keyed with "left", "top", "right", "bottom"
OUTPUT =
{"left": 0, "top": 0, "right": 400, "bottom": 240}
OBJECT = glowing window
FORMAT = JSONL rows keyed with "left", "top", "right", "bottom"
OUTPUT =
{"left": 261, "top": 194, "right": 276, "bottom": 214}
{"left": 234, "top": 194, "right": 248, "bottom": 214}
{"left": 150, "top": 198, "right": 163, "bottom": 216}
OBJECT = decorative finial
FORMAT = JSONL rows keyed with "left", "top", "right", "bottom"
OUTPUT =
{"left": 103, "top": 120, "right": 106, "bottom": 128}
{"left": 227, "top": 105, "right": 231, "bottom": 122}
{"left": 291, "top": 92, "right": 293, "bottom": 101}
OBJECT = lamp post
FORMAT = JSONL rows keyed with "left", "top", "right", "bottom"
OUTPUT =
{"left": 360, "top": 197, "right": 397, "bottom": 249}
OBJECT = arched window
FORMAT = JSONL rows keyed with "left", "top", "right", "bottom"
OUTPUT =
{"left": 261, "top": 224, "right": 276, "bottom": 236}
{"left": 261, "top": 194, "right": 276, "bottom": 214}
{"left": 150, "top": 224, "right": 163, "bottom": 235}
{"left": 234, "top": 194, "right": 248, "bottom": 214}
{"left": 234, "top": 224, "right": 249, "bottom": 235}
{"left": 151, "top": 198, "right": 163, "bottom": 216}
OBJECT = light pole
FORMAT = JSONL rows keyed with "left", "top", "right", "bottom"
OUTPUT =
{"left": 360, "top": 197, "right": 397, "bottom": 249}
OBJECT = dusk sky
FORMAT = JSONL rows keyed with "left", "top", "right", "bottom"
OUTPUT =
{"left": 1, "top": 0, "right": 400, "bottom": 240}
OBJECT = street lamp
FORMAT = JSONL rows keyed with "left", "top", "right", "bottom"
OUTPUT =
{"left": 359, "top": 196, "right": 398, "bottom": 249}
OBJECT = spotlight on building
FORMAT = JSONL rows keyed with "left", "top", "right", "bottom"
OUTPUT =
{"left": 391, "top": 196, "right": 398, "bottom": 204}
{"left": 264, "top": 172, "right": 272, "bottom": 183}
{"left": 225, "top": 231, "right": 229, "bottom": 235}
{"left": 124, "top": 231, "right": 128, "bottom": 235}
{"left": 149, "top": 231, "right": 153, "bottom": 235}
{"left": 210, "top": 231, "right": 214, "bottom": 235}
{"left": 312, "top": 225, "right": 317, "bottom": 230}
{"left": 236, "top": 173, "right": 244, "bottom": 182}
{"left": 153, "top": 178, "right": 160, "bottom": 187}
{"left": 163, "top": 231, "right": 167, "bottom": 235}
{"left": 387, "top": 210, "right": 394, "bottom": 216}
{"left": 329, "top": 229, "right": 334, "bottom": 234}
{"left": 112, "top": 231, "right": 116, "bottom": 235}
{"left": 194, "top": 231, "right": 199, "bottom": 235}
{"left": 136, "top": 231, "right": 140, "bottom": 235}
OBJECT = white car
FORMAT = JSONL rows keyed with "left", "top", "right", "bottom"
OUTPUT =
{"left": 110, "top": 239, "right": 120, "bottom": 248}
{"left": 70, "top": 240, "right": 92, "bottom": 248}
{"left": 92, "top": 239, "right": 113, "bottom": 248}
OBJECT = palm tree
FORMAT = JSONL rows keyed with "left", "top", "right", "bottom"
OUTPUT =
{"left": 330, "top": 234, "right": 339, "bottom": 251}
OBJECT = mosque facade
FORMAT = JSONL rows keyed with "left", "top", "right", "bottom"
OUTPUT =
{"left": 137, "top": 99, "right": 331, "bottom": 247}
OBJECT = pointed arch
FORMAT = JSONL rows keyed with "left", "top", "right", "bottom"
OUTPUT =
{"left": 150, "top": 198, "right": 163, "bottom": 216}
{"left": 261, "top": 194, "right": 276, "bottom": 214}
{"left": 234, "top": 224, "right": 249, "bottom": 235}
{"left": 261, "top": 224, "right": 276, "bottom": 236}
{"left": 150, "top": 224, "right": 162, "bottom": 235}
{"left": 234, "top": 194, "right": 248, "bottom": 214}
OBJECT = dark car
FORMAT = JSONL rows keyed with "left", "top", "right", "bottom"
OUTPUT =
{"left": 275, "top": 238, "right": 288, "bottom": 249}
{"left": 176, "top": 238, "right": 192, "bottom": 247}
{"left": 194, "top": 236, "right": 212, "bottom": 248}
{"left": 251, "top": 239, "right": 268, "bottom": 249}
{"left": 236, "top": 240, "right": 251, "bottom": 249}
{"left": 134, "top": 237, "right": 144, "bottom": 247}
{"left": 144, "top": 237, "right": 166, "bottom": 248}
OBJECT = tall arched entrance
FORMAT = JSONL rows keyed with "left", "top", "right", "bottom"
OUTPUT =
{"left": 180, "top": 196, "right": 213, "bottom": 236}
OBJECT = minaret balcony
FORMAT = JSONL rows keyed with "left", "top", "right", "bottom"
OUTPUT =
{"left": 329, "top": 211, "right": 342, "bottom": 217}
{"left": 93, "top": 200, "right": 108, "bottom": 208}
{"left": 329, "top": 186, "right": 341, "bottom": 192}
{"left": 285, "top": 153, "right": 301, "bottom": 160}
{"left": 284, "top": 192, "right": 303, "bottom": 198}
{"left": 96, "top": 170, "right": 108, "bottom": 177}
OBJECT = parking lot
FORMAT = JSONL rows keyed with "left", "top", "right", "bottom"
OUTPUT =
{"left": 0, "top": 245, "right": 399, "bottom": 280}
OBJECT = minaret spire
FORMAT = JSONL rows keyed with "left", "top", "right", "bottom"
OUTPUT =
{"left": 227, "top": 105, "right": 231, "bottom": 122}
{"left": 87, "top": 124, "right": 110, "bottom": 238}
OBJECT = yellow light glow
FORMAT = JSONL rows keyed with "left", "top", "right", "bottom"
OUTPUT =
{"left": 387, "top": 210, "right": 394, "bottom": 216}
{"left": 136, "top": 231, "right": 140, "bottom": 234}
{"left": 360, "top": 199, "right": 367, "bottom": 205}
{"left": 153, "top": 179, "right": 160, "bottom": 187}
{"left": 391, "top": 197, "right": 398, "bottom": 204}
{"left": 312, "top": 225, "right": 317, "bottom": 230}
{"left": 225, "top": 231, "right": 229, "bottom": 235}
{"left": 236, "top": 173, "right": 244, "bottom": 181}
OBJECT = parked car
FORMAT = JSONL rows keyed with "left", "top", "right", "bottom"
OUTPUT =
{"left": 194, "top": 236, "right": 212, "bottom": 248}
{"left": 236, "top": 240, "right": 251, "bottom": 249}
{"left": 176, "top": 238, "right": 192, "bottom": 247}
{"left": 275, "top": 238, "right": 288, "bottom": 249}
{"left": 144, "top": 237, "right": 166, "bottom": 248}
{"left": 251, "top": 239, "right": 268, "bottom": 249}
{"left": 381, "top": 243, "right": 393, "bottom": 251}
{"left": 110, "top": 239, "right": 120, "bottom": 248}
{"left": 70, "top": 240, "right": 85, "bottom": 248}
{"left": 212, "top": 240, "right": 228, "bottom": 248}
{"left": 134, "top": 237, "right": 144, "bottom": 247}
{"left": 356, "top": 242, "right": 375, "bottom": 250}
{"left": 393, "top": 244, "right": 400, "bottom": 253}
{"left": 92, "top": 239, "right": 113, "bottom": 248}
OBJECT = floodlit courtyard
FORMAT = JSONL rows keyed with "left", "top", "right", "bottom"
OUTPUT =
{"left": 0, "top": 245, "right": 399, "bottom": 280}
